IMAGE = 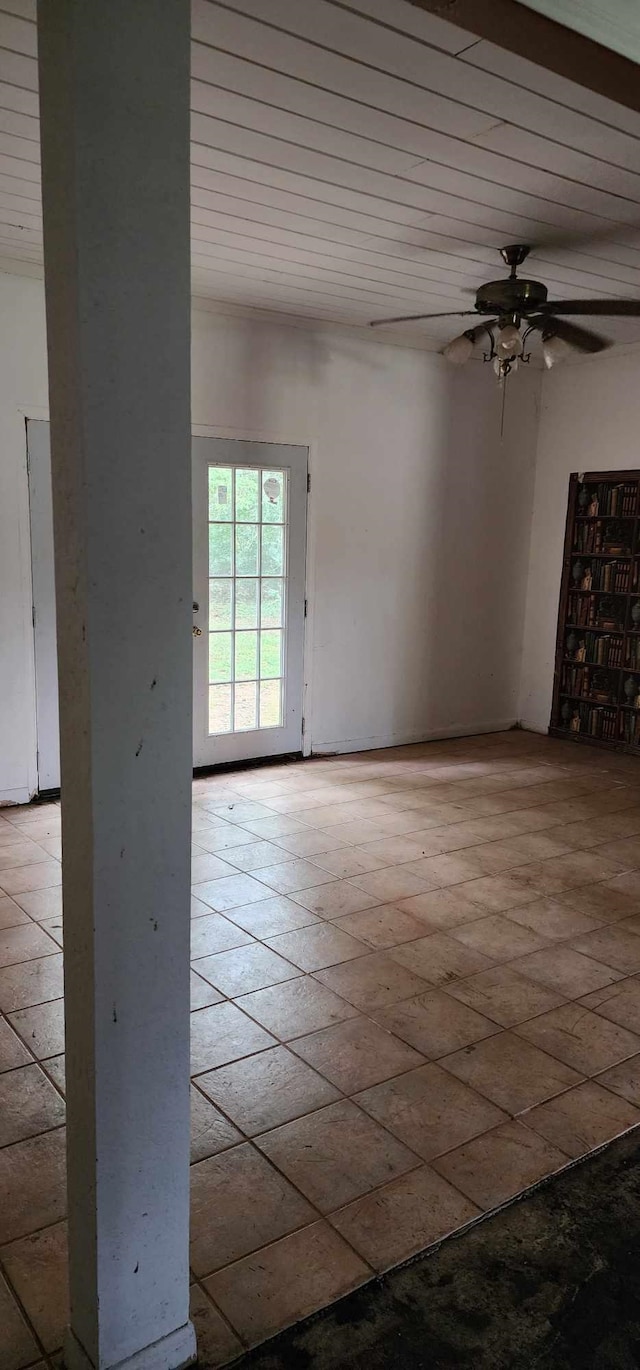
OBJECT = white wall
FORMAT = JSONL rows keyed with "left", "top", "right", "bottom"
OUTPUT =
{"left": 519, "top": 348, "right": 640, "bottom": 733}
{"left": 0, "top": 269, "right": 541, "bottom": 799}
{"left": 0, "top": 272, "right": 49, "bottom": 802}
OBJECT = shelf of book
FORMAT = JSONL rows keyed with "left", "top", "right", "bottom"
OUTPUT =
{"left": 551, "top": 471, "right": 640, "bottom": 755}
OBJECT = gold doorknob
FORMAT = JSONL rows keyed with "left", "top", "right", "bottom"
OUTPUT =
{"left": 192, "top": 625, "right": 202, "bottom": 637}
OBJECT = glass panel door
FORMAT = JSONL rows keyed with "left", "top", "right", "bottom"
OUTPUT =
{"left": 192, "top": 439, "right": 308, "bottom": 766}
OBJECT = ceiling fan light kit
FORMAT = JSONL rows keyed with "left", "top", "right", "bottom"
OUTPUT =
{"left": 370, "top": 244, "right": 640, "bottom": 383}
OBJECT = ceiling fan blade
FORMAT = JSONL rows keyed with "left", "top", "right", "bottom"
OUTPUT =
{"left": 526, "top": 315, "right": 611, "bottom": 353}
{"left": 369, "top": 309, "right": 484, "bottom": 328}
{"left": 540, "top": 299, "right": 640, "bottom": 317}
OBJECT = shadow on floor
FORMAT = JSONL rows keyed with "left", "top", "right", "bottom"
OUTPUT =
{"left": 238, "top": 1129, "right": 640, "bottom": 1370}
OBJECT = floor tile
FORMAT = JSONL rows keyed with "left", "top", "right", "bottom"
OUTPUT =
{"left": 330, "top": 1163, "right": 481, "bottom": 1274}
{"left": 272, "top": 829, "right": 349, "bottom": 858}
{"left": 314, "top": 952, "right": 430, "bottom": 1011}
{"left": 374, "top": 990, "right": 498, "bottom": 1059}
{"left": 256, "top": 1099, "right": 419, "bottom": 1212}
{"left": 194, "top": 943, "right": 301, "bottom": 997}
{"left": 42, "top": 1056, "right": 65, "bottom": 1095}
{"left": 0, "top": 1220, "right": 68, "bottom": 1352}
{"left": 190, "top": 970, "right": 224, "bottom": 1012}
{"left": 0, "top": 923, "right": 59, "bottom": 969}
{"left": 266, "top": 924, "right": 367, "bottom": 972}
{"left": 333, "top": 904, "right": 428, "bottom": 949}
{"left": 221, "top": 840, "right": 293, "bottom": 873}
{"left": 359, "top": 836, "right": 439, "bottom": 866}
{"left": 190, "top": 1084, "right": 243, "bottom": 1163}
{"left": 192, "top": 873, "right": 274, "bottom": 913}
{"left": 0, "top": 1063, "right": 65, "bottom": 1147}
{"left": 191, "top": 853, "right": 237, "bottom": 884}
{"left": 513, "top": 945, "right": 624, "bottom": 998}
{"left": 237, "top": 977, "right": 358, "bottom": 1039}
{"left": 0, "top": 896, "right": 30, "bottom": 929}
{"left": 2, "top": 931, "right": 59, "bottom": 1010}
{"left": 190, "top": 1002, "right": 276, "bottom": 1075}
{"left": 8, "top": 999, "right": 65, "bottom": 1060}
{"left": 0, "top": 841, "right": 51, "bottom": 871}
{"left": 569, "top": 926, "right": 640, "bottom": 974}
{"left": 515, "top": 1003, "right": 640, "bottom": 1075}
{"left": 504, "top": 898, "right": 602, "bottom": 942}
{"left": 189, "top": 912, "right": 252, "bottom": 959}
{"left": 0, "top": 1017, "right": 31, "bottom": 1073}
{"left": 556, "top": 877, "right": 640, "bottom": 922}
{"left": 251, "top": 861, "right": 336, "bottom": 896}
{"left": 208, "top": 800, "right": 280, "bottom": 823}
{"left": 349, "top": 868, "right": 439, "bottom": 903}
{"left": 442, "top": 1031, "right": 582, "bottom": 1114}
{"left": 223, "top": 894, "right": 320, "bottom": 938}
{"left": 239, "top": 815, "right": 312, "bottom": 839}
{"left": 522, "top": 1080, "right": 640, "bottom": 1159}
{"left": 192, "top": 825, "right": 257, "bottom": 854}
{"left": 0, "top": 1127, "right": 66, "bottom": 1244}
{"left": 597, "top": 1053, "right": 640, "bottom": 1106}
{"left": 190, "top": 1142, "right": 315, "bottom": 1276}
{"left": 0, "top": 1270, "right": 40, "bottom": 1370}
{"left": 451, "top": 873, "right": 541, "bottom": 914}
{"left": 446, "top": 965, "right": 567, "bottom": 1027}
{"left": 579, "top": 977, "right": 640, "bottom": 1034}
{"left": 354, "top": 1062, "right": 507, "bottom": 1161}
{"left": 0, "top": 861, "right": 61, "bottom": 896}
{"left": 390, "top": 933, "right": 493, "bottom": 986}
{"left": 292, "top": 1015, "right": 424, "bottom": 1093}
{"left": 308, "top": 847, "right": 389, "bottom": 879}
{"left": 448, "top": 915, "right": 550, "bottom": 963}
{"left": 290, "top": 882, "right": 380, "bottom": 919}
{"left": 189, "top": 1283, "right": 243, "bottom": 1369}
{"left": 397, "top": 888, "right": 485, "bottom": 930}
{"left": 432, "top": 1120, "right": 568, "bottom": 1210}
{"left": 197, "top": 1045, "right": 339, "bottom": 1135}
{"left": 205, "top": 1221, "right": 368, "bottom": 1346}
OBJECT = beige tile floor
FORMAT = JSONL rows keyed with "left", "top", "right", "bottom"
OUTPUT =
{"left": 4, "top": 729, "right": 640, "bottom": 1366}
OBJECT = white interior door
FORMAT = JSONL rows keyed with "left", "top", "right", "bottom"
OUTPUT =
{"left": 192, "top": 438, "right": 308, "bottom": 767}
{"left": 27, "top": 419, "right": 60, "bottom": 792}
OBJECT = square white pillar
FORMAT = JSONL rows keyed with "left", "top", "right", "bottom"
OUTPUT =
{"left": 37, "top": 3, "right": 196, "bottom": 1367}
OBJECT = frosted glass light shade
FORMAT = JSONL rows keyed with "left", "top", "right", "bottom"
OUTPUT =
{"left": 495, "top": 323, "right": 523, "bottom": 358}
{"left": 443, "top": 332, "right": 474, "bottom": 364}
{"left": 542, "top": 333, "right": 570, "bottom": 368}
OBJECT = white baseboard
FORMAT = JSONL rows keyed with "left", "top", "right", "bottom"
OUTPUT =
{"left": 0, "top": 786, "right": 34, "bottom": 806}
{"left": 311, "top": 718, "right": 518, "bottom": 756}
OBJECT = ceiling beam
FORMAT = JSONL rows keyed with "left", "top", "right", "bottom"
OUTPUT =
{"left": 406, "top": 0, "right": 640, "bottom": 114}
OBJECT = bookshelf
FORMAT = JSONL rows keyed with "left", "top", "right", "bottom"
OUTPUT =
{"left": 550, "top": 471, "right": 640, "bottom": 753}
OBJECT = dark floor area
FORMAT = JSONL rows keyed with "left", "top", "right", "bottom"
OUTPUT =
{"left": 239, "top": 1129, "right": 640, "bottom": 1370}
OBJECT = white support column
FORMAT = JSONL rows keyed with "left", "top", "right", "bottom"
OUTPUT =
{"left": 37, "top": 4, "right": 195, "bottom": 1368}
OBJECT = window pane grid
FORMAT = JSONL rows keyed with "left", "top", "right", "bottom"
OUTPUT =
{"left": 208, "top": 465, "right": 287, "bottom": 736}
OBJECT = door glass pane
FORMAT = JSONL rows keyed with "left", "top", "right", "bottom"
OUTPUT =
{"left": 235, "top": 467, "right": 260, "bottom": 522}
{"left": 260, "top": 679, "right": 282, "bottom": 728}
{"left": 235, "top": 579, "right": 258, "bottom": 629}
{"left": 261, "top": 578, "right": 283, "bottom": 628}
{"left": 209, "top": 684, "right": 232, "bottom": 734}
{"left": 209, "top": 467, "right": 233, "bottom": 521}
{"left": 262, "top": 525, "right": 284, "bottom": 576}
{"left": 234, "top": 681, "right": 257, "bottom": 731}
{"left": 209, "top": 524, "right": 233, "bottom": 576}
{"left": 209, "top": 579, "right": 232, "bottom": 631}
{"left": 236, "top": 524, "right": 259, "bottom": 577}
{"left": 206, "top": 462, "right": 292, "bottom": 740}
{"left": 209, "top": 632, "right": 232, "bottom": 684}
{"left": 260, "top": 629, "right": 282, "bottom": 679}
{"left": 262, "top": 469, "right": 285, "bottom": 524}
{"left": 235, "top": 630, "right": 258, "bottom": 681}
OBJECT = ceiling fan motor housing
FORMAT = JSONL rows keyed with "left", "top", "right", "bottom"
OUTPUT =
{"left": 475, "top": 276, "right": 548, "bottom": 316}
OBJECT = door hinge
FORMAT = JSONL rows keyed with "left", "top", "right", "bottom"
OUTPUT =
{"left": 304, "top": 598, "right": 308, "bottom": 618}
{"left": 307, "top": 471, "right": 311, "bottom": 493}
{"left": 301, "top": 716, "right": 306, "bottom": 737}
{"left": 32, "top": 605, "right": 36, "bottom": 628}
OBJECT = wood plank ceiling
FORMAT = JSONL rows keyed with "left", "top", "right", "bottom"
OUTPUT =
{"left": 0, "top": 0, "right": 640, "bottom": 347}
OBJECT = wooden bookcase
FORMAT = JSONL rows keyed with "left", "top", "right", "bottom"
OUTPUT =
{"left": 550, "top": 470, "right": 640, "bottom": 754}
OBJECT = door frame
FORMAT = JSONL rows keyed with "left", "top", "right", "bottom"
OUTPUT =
{"left": 192, "top": 423, "right": 314, "bottom": 761}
